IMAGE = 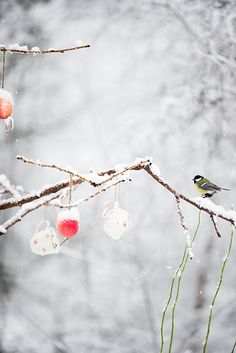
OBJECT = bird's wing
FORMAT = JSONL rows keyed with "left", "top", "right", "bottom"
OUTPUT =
{"left": 200, "top": 182, "right": 220, "bottom": 191}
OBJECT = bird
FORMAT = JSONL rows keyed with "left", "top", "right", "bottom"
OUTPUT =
{"left": 192, "top": 175, "right": 230, "bottom": 198}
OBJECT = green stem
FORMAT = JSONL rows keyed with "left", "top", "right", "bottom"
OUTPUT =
{"left": 202, "top": 227, "right": 234, "bottom": 353}
{"left": 231, "top": 340, "right": 236, "bottom": 353}
{"left": 160, "top": 210, "right": 201, "bottom": 353}
{"left": 168, "top": 253, "right": 188, "bottom": 353}
{"left": 160, "top": 246, "right": 187, "bottom": 353}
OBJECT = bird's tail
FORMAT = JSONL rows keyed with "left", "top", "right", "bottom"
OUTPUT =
{"left": 221, "top": 187, "right": 230, "bottom": 191}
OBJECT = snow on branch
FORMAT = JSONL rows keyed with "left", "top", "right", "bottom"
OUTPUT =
{"left": 16, "top": 155, "right": 93, "bottom": 184}
{"left": 0, "top": 156, "right": 147, "bottom": 211}
{"left": 175, "top": 195, "right": 193, "bottom": 259}
{"left": 0, "top": 191, "right": 64, "bottom": 235}
{"left": 0, "top": 44, "right": 90, "bottom": 55}
{"left": 145, "top": 165, "right": 236, "bottom": 225}
{"left": 0, "top": 174, "right": 22, "bottom": 198}
{"left": 0, "top": 155, "right": 235, "bottom": 236}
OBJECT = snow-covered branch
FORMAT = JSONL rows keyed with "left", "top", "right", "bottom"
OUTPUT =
{"left": 175, "top": 195, "right": 193, "bottom": 259}
{"left": 0, "top": 157, "right": 148, "bottom": 210}
{"left": 0, "top": 156, "right": 235, "bottom": 236}
{"left": 0, "top": 191, "right": 63, "bottom": 235}
{"left": 144, "top": 165, "right": 236, "bottom": 225}
{"left": 0, "top": 175, "right": 22, "bottom": 198}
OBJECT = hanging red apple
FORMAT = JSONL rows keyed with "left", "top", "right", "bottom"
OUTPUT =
{"left": 57, "top": 208, "right": 80, "bottom": 238}
{"left": 0, "top": 89, "right": 13, "bottom": 119}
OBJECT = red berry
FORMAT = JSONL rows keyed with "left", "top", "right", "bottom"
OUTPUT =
{"left": 57, "top": 219, "right": 79, "bottom": 238}
{"left": 0, "top": 99, "right": 13, "bottom": 119}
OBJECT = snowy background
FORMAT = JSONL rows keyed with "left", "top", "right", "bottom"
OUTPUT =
{"left": 0, "top": 0, "right": 236, "bottom": 352}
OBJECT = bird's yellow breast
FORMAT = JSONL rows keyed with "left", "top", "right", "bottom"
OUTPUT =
{"left": 194, "top": 183, "right": 208, "bottom": 195}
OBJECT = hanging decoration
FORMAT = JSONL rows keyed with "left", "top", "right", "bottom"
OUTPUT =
{"left": 0, "top": 51, "right": 14, "bottom": 133}
{"left": 103, "top": 201, "right": 131, "bottom": 240}
{"left": 57, "top": 175, "right": 80, "bottom": 239}
{"left": 57, "top": 207, "right": 80, "bottom": 238}
{"left": 103, "top": 183, "right": 131, "bottom": 239}
{"left": 30, "top": 220, "right": 60, "bottom": 256}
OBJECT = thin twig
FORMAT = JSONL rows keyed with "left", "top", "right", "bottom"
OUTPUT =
{"left": 0, "top": 158, "right": 148, "bottom": 210}
{"left": 210, "top": 214, "right": 221, "bottom": 238}
{"left": 0, "top": 175, "right": 22, "bottom": 198}
{"left": 202, "top": 226, "right": 234, "bottom": 353}
{"left": 175, "top": 195, "right": 193, "bottom": 258}
{"left": 51, "top": 178, "right": 126, "bottom": 208}
{"left": 0, "top": 191, "right": 63, "bottom": 234}
{"left": 0, "top": 44, "right": 90, "bottom": 55}
{"left": 16, "top": 155, "right": 91, "bottom": 183}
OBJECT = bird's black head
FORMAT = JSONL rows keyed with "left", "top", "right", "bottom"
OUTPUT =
{"left": 193, "top": 175, "right": 203, "bottom": 183}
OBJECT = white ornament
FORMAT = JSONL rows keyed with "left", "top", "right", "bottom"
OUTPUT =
{"left": 103, "top": 201, "right": 131, "bottom": 240}
{"left": 30, "top": 221, "right": 59, "bottom": 256}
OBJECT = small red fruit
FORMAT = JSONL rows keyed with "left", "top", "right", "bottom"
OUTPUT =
{"left": 0, "top": 98, "right": 13, "bottom": 119}
{"left": 57, "top": 208, "right": 80, "bottom": 238}
{"left": 57, "top": 219, "right": 79, "bottom": 238}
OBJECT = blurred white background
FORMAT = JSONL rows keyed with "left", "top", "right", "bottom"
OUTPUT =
{"left": 0, "top": 0, "right": 236, "bottom": 352}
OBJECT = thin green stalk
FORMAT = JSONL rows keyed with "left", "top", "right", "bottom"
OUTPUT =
{"left": 160, "top": 246, "right": 187, "bottom": 353}
{"left": 231, "top": 340, "right": 236, "bottom": 353}
{"left": 203, "top": 227, "right": 234, "bottom": 353}
{"left": 167, "top": 210, "right": 201, "bottom": 353}
{"left": 160, "top": 210, "right": 201, "bottom": 353}
{"left": 168, "top": 253, "right": 188, "bottom": 353}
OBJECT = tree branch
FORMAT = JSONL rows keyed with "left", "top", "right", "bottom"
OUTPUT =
{"left": 210, "top": 214, "right": 222, "bottom": 238}
{"left": 175, "top": 195, "right": 193, "bottom": 259}
{"left": 16, "top": 155, "right": 92, "bottom": 184}
{"left": 0, "top": 157, "right": 148, "bottom": 210}
{"left": 0, "top": 191, "right": 63, "bottom": 234}
{"left": 0, "top": 44, "right": 90, "bottom": 55}
{"left": 144, "top": 165, "right": 235, "bottom": 225}
{"left": 0, "top": 157, "right": 235, "bottom": 237}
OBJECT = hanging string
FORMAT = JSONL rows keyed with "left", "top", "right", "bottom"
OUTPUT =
{"left": 1, "top": 50, "right": 6, "bottom": 89}
{"left": 60, "top": 174, "right": 73, "bottom": 247}
{"left": 68, "top": 174, "right": 73, "bottom": 209}
{"left": 114, "top": 178, "right": 120, "bottom": 203}
{"left": 44, "top": 202, "right": 48, "bottom": 221}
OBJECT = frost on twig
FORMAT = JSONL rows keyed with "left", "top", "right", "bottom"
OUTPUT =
{"left": 0, "top": 175, "right": 22, "bottom": 199}
{"left": 175, "top": 195, "right": 194, "bottom": 259}
{"left": 0, "top": 191, "right": 63, "bottom": 235}
{"left": 51, "top": 178, "right": 127, "bottom": 209}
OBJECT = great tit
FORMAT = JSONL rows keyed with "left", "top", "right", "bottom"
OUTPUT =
{"left": 193, "top": 175, "right": 230, "bottom": 198}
